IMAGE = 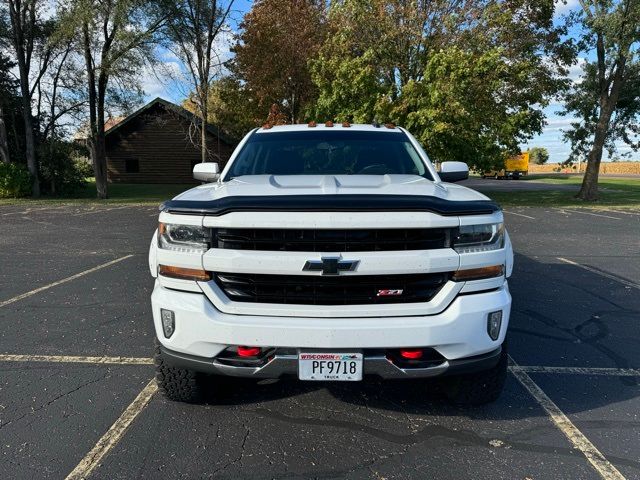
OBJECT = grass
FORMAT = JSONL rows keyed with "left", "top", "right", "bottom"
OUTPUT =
{"left": 480, "top": 175, "right": 640, "bottom": 208}
{"left": 0, "top": 180, "right": 194, "bottom": 206}
{"left": 1, "top": 175, "right": 638, "bottom": 208}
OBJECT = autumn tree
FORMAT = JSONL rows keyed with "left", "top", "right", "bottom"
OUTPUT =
{"left": 165, "top": 0, "right": 235, "bottom": 164}
{"left": 231, "top": 0, "right": 326, "bottom": 123}
{"left": 562, "top": 0, "right": 640, "bottom": 201}
{"left": 183, "top": 75, "right": 264, "bottom": 142}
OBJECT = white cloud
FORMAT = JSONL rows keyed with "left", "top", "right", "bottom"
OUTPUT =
{"left": 567, "top": 57, "right": 587, "bottom": 84}
{"left": 554, "top": 0, "right": 580, "bottom": 17}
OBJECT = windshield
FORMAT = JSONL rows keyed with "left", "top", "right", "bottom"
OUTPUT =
{"left": 224, "top": 130, "right": 432, "bottom": 180}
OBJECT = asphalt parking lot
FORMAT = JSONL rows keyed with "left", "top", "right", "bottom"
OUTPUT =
{"left": 1, "top": 201, "right": 639, "bottom": 479}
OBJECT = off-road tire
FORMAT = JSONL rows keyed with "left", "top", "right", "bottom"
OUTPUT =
{"left": 154, "top": 339, "right": 204, "bottom": 403}
{"left": 443, "top": 344, "right": 508, "bottom": 406}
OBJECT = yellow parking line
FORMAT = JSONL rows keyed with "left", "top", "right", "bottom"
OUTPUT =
{"left": 72, "top": 206, "right": 131, "bottom": 216}
{"left": 503, "top": 210, "right": 536, "bottom": 219}
{"left": 509, "top": 356, "right": 626, "bottom": 480}
{"left": 65, "top": 379, "right": 157, "bottom": 480}
{"left": 558, "top": 209, "right": 622, "bottom": 220}
{"left": 0, "top": 354, "right": 153, "bottom": 365}
{"left": 0, "top": 255, "right": 134, "bottom": 308}
{"left": 557, "top": 257, "right": 639, "bottom": 290}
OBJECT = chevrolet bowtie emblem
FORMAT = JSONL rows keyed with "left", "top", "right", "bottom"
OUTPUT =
{"left": 303, "top": 256, "right": 360, "bottom": 276}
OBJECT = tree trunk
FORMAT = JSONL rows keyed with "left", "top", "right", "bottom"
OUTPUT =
{"left": 83, "top": 22, "right": 108, "bottom": 199}
{"left": 21, "top": 97, "right": 40, "bottom": 196}
{"left": 8, "top": 0, "right": 40, "bottom": 196}
{"left": 0, "top": 104, "right": 10, "bottom": 164}
{"left": 95, "top": 74, "right": 109, "bottom": 199}
{"left": 200, "top": 95, "right": 208, "bottom": 163}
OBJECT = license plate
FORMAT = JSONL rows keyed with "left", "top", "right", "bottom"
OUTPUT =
{"left": 298, "top": 353, "right": 363, "bottom": 381}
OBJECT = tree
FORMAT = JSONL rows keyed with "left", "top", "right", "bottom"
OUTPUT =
{"left": 183, "top": 75, "right": 264, "bottom": 142}
{"left": 529, "top": 147, "right": 550, "bottom": 165}
{"left": 165, "top": 0, "right": 235, "bottom": 164}
{"left": 3, "top": 0, "right": 56, "bottom": 195}
{"left": 562, "top": 0, "right": 640, "bottom": 200}
{"left": 310, "top": 0, "right": 573, "bottom": 172}
{"left": 231, "top": 0, "right": 326, "bottom": 124}
{"left": 0, "top": 52, "right": 18, "bottom": 164}
{"left": 61, "top": 0, "right": 167, "bottom": 198}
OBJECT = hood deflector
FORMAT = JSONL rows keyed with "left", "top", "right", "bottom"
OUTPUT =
{"left": 161, "top": 195, "right": 501, "bottom": 217}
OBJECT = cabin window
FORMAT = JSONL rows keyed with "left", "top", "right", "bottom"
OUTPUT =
{"left": 125, "top": 158, "right": 140, "bottom": 173}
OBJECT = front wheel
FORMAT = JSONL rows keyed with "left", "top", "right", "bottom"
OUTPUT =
{"left": 154, "top": 339, "right": 205, "bottom": 403}
{"left": 442, "top": 344, "right": 508, "bottom": 405}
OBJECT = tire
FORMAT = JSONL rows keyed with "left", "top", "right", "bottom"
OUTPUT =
{"left": 494, "top": 173, "right": 498, "bottom": 179}
{"left": 154, "top": 339, "right": 205, "bottom": 403}
{"left": 481, "top": 175, "right": 486, "bottom": 179}
{"left": 442, "top": 344, "right": 508, "bottom": 406}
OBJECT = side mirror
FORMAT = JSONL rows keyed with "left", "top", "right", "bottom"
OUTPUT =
{"left": 439, "top": 161, "right": 469, "bottom": 182}
{"left": 193, "top": 162, "right": 220, "bottom": 182}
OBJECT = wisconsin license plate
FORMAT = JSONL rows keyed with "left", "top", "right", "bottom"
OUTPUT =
{"left": 298, "top": 353, "right": 363, "bottom": 381}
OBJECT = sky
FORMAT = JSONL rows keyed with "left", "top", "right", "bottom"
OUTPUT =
{"left": 140, "top": 0, "right": 638, "bottom": 164}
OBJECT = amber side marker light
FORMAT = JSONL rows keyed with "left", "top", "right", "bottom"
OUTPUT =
{"left": 452, "top": 265, "right": 504, "bottom": 281}
{"left": 159, "top": 265, "right": 211, "bottom": 281}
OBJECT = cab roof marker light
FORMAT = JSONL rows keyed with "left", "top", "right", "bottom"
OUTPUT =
{"left": 308, "top": 121, "right": 317, "bottom": 127}
{"left": 385, "top": 123, "right": 396, "bottom": 129}
{"left": 325, "top": 121, "right": 334, "bottom": 127}
{"left": 342, "top": 122, "right": 351, "bottom": 127}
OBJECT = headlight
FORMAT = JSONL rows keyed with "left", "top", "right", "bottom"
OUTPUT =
{"left": 453, "top": 223, "right": 504, "bottom": 253}
{"left": 158, "top": 223, "right": 210, "bottom": 252}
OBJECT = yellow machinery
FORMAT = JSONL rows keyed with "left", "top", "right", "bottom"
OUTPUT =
{"left": 483, "top": 152, "right": 529, "bottom": 179}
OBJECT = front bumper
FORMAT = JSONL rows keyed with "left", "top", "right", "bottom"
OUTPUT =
{"left": 151, "top": 279, "right": 511, "bottom": 369}
{"left": 159, "top": 344, "right": 503, "bottom": 379}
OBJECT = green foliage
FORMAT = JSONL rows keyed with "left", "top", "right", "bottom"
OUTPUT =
{"left": 309, "top": 0, "right": 572, "bottom": 172}
{"left": 38, "top": 139, "right": 89, "bottom": 195}
{"left": 561, "top": 0, "right": 640, "bottom": 162}
{"left": 0, "top": 162, "right": 32, "bottom": 198}
{"left": 529, "top": 147, "right": 550, "bottom": 165}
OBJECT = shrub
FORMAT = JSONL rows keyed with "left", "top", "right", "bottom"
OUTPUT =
{"left": 38, "top": 140, "right": 89, "bottom": 195}
{"left": 0, "top": 162, "right": 32, "bottom": 198}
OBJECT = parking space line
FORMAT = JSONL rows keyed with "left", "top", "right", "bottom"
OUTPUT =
{"left": 0, "top": 354, "right": 153, "bottom": 365}
{"left": 0, "top": 205, "right": 69, "bottom": 216}
{"left": 511, "top": 366, "right": 640, "bottom": 376}
{"left": 557, "top": 209, "right": 622, "bottom": 220}
{"left": 509, "top": 356, "right": 626, "bottom": 480}
{"left": 503, "top": 210, "right": 536, "bottom": 219}
{"left": 72, "top": 205, "right": 131, "bottom": 216}
{"left": 557, "top": 257, "right": 639, "bottom": 290}
{"left": 594, "top": 209, "right": 640, "bottom": 217}
{"left": 65, "top": 378, "right": 157, "bottom": 480}
{"left": 0, "top": 255, "right": 135, "bottom": 308}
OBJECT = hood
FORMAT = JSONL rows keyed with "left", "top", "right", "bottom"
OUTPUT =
{"left": 173, "top": 174, "right": 490, "bottom": 203}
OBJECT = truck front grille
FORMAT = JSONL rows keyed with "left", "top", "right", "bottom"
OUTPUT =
{"left": 213, "top": 228, "right": 450, "bottom": 252}
{"left": 214, "top": 272, "right": 451, "bottom": 305}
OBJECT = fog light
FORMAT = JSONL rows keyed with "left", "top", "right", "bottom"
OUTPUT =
{"left": 487, "top": 310, "right": 502, "bottom": 340}
{"left": 161, "top": 309, "right": 175, "bottom": 338}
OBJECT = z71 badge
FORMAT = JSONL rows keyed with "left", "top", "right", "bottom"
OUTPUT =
{"left": 376, "top": 289, "right": 403, "bottom": 297}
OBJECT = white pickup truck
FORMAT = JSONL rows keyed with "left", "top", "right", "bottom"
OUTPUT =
{"left": 149, "top": 123, "right": 513, "bottom": 404}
